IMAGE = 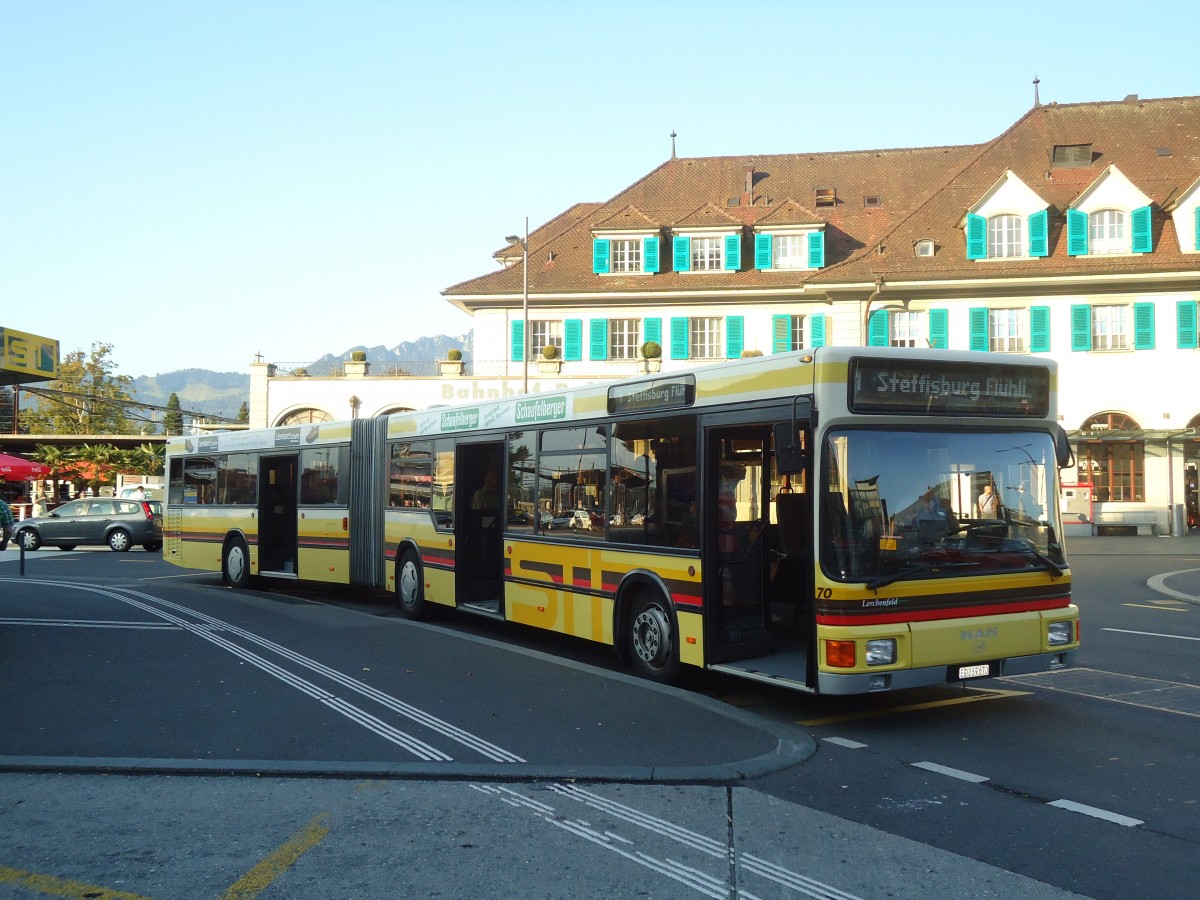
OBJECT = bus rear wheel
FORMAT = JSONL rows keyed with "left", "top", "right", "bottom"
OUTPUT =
{"left": 397, "top": 548, "right": 427, "bottom": 620}
{"left": 628, "top": 593, "right": 680, "bottom": 683}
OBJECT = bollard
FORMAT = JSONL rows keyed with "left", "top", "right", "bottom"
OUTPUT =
{"left": 18, "top": 539, "right": 25, "bottom": 577}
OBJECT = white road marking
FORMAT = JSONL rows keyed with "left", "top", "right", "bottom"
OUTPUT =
{"left": 4, "top": 577, "right": 525, "bottom": 763}
{"left": 911, "top": 761, "right": 990, "bottom": 783}
{"left": 823, "top": 737, "right": 868, "bottom": 749}
{"left": 1048, "top": 799, "right": 1144, "bottom": 827}
{"left": 1102, "top": 627, "right": 1200, "bottom": 642}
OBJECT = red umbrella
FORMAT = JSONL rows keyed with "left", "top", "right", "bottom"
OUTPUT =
{"left": 0, "top": 453, "right": 50, "bottom": 482}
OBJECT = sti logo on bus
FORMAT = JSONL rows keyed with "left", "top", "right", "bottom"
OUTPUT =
{"left": 515, "top": 396, "right": 567, "bottom": 424}
{"left": 440, "top": 408, "right": 480, "bottom": 431}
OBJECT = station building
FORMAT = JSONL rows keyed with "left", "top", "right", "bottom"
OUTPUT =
{"left": 250, "top": 93, "right": 1200, "bottom": 536}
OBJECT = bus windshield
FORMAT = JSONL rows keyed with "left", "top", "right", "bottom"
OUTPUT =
{"left": 821, "top": 428, "right": 1066, "bottom": 585}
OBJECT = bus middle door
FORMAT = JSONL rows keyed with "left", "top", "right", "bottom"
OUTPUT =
{"left": 259, "top": 454, "right": 298, "bottom": 575}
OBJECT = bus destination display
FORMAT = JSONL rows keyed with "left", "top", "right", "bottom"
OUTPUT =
{"left": 607, "top": 375, "right": 696, "bottom": 415}
{"left": 849, "top": 357, "right": 1049, "bottom": 417}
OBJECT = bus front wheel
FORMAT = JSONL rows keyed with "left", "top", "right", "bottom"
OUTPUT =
{"left": 628, "top": 593, "right": 680, "bottom": 683}
{"left": 223, "top": 537, "right": 252, "bottom": 589}
{"left": 397, "top": 549, "right": 427, "bottom": 620}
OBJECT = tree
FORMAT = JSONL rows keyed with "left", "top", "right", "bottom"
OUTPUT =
{"left": 21, "top": 343, "right": 136, "bottom": 435}
{"left": 236, "top": 401, "right": 249, "bottom": 424}
{"left": 164, "top": 393, "right": 184, "bottom": 436}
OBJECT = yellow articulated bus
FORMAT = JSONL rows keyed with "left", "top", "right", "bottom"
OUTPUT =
{"left": 164, "top": 346, "right": 1078, "bottom": 695}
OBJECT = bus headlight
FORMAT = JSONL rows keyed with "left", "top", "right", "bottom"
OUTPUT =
{"left": 1048, "top": 621, "right": 1074, "bottom": 646}
{"left": 866, "top": 639, "right": 897, "bottom": 666}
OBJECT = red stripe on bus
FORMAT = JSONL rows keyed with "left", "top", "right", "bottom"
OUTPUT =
{"left": 817, "top": 596, "right": 1072, "bottom": 627}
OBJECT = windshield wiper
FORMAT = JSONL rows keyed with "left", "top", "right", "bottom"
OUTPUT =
{"left": 1016, "top": 543, "right": 1065, "bottom": 578}
{"left": 866, "top": 559, "right": 980, "bottom": 591}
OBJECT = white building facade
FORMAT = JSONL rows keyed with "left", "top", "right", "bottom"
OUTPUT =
{"left": 251, "top": 95, "right": 1200, "bottom": 536}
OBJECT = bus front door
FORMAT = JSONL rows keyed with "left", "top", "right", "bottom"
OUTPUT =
{"left": 706, "top": 428, "right": 771, "bottom": 662}
{"left": 259, "top": 454, "right": 298, "bottom": 575}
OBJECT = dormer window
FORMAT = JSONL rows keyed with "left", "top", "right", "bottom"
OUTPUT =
{"left": 965, "top": 171, "right": 1050, "bottom": 261}
{"left": 1067, "top": 206, "right": 1152, "bottom": 256}
{"left": 988, "top": 215, "right": 1026, "bottom": 258}
{"left": 592, "top": 235, "right": 661, "bottom": 274}
{"left": 915, "top": 240, "right": 935, "bottom": 257}
{"left": 1089, "top": 209, "right": 1127, "bottom": 254}
{"left": 815, "top": 188, "right": 836, "bottom": 208}
{"left": 1052, "top": 144, "right": 1093, "bottom": 167}
{"left": 752, "top": 230, "right": 826, "bottom": 271}
{"left": 669, "top": 232, "right": 743, "bottom": 273}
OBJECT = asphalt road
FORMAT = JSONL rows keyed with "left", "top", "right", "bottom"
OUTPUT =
{"left": 2, "top": 536, "right": 1198, "bottom": 899}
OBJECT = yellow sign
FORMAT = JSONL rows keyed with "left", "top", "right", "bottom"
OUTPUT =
{"left": 0, "top": 328, "right": 59, "bottom": 382}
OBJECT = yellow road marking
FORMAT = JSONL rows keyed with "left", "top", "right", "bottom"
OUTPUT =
{"left": 1123, "top": 603, "right": 1188, "bottom": 612}
{"left": 800, "top": 688, "right": 1029, "bottom": 726}
{"left": 0, "top": 865, "right": 153, "bottom": 900}
{"left": 218, "top": 813, "right": 330, "bottom": 900}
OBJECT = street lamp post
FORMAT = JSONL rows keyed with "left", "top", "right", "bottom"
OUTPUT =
{"left": 505, "top": 218, "right": 530, "bottom": 393}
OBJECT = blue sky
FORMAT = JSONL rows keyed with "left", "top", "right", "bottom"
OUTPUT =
{"left": 2, "top": 1, "right": 1195, "bottom": 376}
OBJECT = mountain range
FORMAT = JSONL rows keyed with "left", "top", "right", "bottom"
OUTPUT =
{"left": 133, "top": 334, "right": 470, "bottom": 421}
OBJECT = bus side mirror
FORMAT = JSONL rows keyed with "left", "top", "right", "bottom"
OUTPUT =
{"left": 1054, "top": 424, "right": 1075, "bottom": 469}
{"left": 773, "top": 422, "right": 807, "bottom": 475}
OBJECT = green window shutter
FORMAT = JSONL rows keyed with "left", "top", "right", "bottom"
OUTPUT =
{"left": 725, "top": 316, "right": 744, "bottom": 358}
{"left": 589, "top": 319, "right": 608, "bottom": 361}
{"left": 564, "top": 319, "right": 583, "bottom": 361}
{"left": 868, "top": 310, "right": 888, "bottom": 346}
{"left": 810, "top": 315, "right": 827, "bottom": 348}
{"left": 1131, "top": 205, "right": 1153, "bottom": 253}
{"left": 1177, "top": 300, "right": 1198, "bottom": 349}
{"left": 670, "top": 317, "right": 689, "bottom": 359}
{"left": 1028, "top": 210, "right": 1049, "bottom": 257}
{"left": 1133, "top": 302, "right": 1155, "bottom": 350}
{"left": 510, "top": 320, "right": 525, "bottom": 362}
{"left": 592, "top": 239, "right": 610, "bottom": 274}
{"left": 1071, "top": 304, "right": 1092, "bottom": 351}
{"left": 928, "top": 309, "right": 948, "bottom": 349}
{"left": 644, "top": 317, "right": 662, "bottom": 345}
{"left": 755, "top": 233, "right": 773, "bottom": 270}
{"left": 643, "top": 236, "right": 660, "bottom": 273}
{"left": 1067, "top": 209, "right": 1089, "bottom": 256}
{"left": 1030, "top": 306, "right": 1051, "bottom": 352}
{"left": 772, "top": 314, "right": 790, "bottom": 352}
{"left": 807, "top": 231, "right": 825, "bottom": 268}
{"left": 966, "top": 213, "right": 986, "bottom": 259}
{"left": 968, "top": 307, "right": 989, "bottom": 352}
{"left": 672, "top": 236, "right": 691, "bottom": 272}
{"left": 724, "top": 233, "right": 741, "bottom": 270}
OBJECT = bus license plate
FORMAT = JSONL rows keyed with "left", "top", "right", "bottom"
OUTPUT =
{"left": 955, "top": 663, "right": 995, "bottom": 680}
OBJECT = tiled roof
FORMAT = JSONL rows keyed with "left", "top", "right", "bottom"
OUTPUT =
{"left": 445, "top": 95, "right": 1200, "bottom": 303}
{"left": 825, "top": 96, "right": 1200, "bottom": 284}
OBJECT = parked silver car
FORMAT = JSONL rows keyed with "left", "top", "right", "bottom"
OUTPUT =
{"left": 14, "top": 498, "right": 163, "bottom": 552}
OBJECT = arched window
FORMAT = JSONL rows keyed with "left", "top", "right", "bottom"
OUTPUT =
{"left": 1081, "top": 412, "right": 1141, "bottom": 432}
{"left": 1187, "top": 413, "right": 1200, "bottom": 430}
{"left": 1089, "top": 209, "right": 1126, "bottom": 254}
{"left": 377, "top": 406, "right": 416, "bottom": 417}
{"left": 276, "top": 408, "right": 332, "bottom": 426}
{"left": 987, "top": 215, "right": 1025, "bottom": 258}
{"left": 1077, "top": 412, "right": 1144, "bottom": 502}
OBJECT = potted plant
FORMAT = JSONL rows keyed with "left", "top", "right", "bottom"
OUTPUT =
{"left": 439, "top": 347, "right": 465, "bottom": 376}
{"left": 537, "top": 344, "right": 562, "bottom": 373}
{"left": 344, "top": 349, "right": 370, "bottom": 377}
{"left": 639, "top": 340, "right": 662, "bottom": 373}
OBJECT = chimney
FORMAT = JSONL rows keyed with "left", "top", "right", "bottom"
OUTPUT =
{"left": 744, "top": 164, "right": 755, "bottom": 206}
